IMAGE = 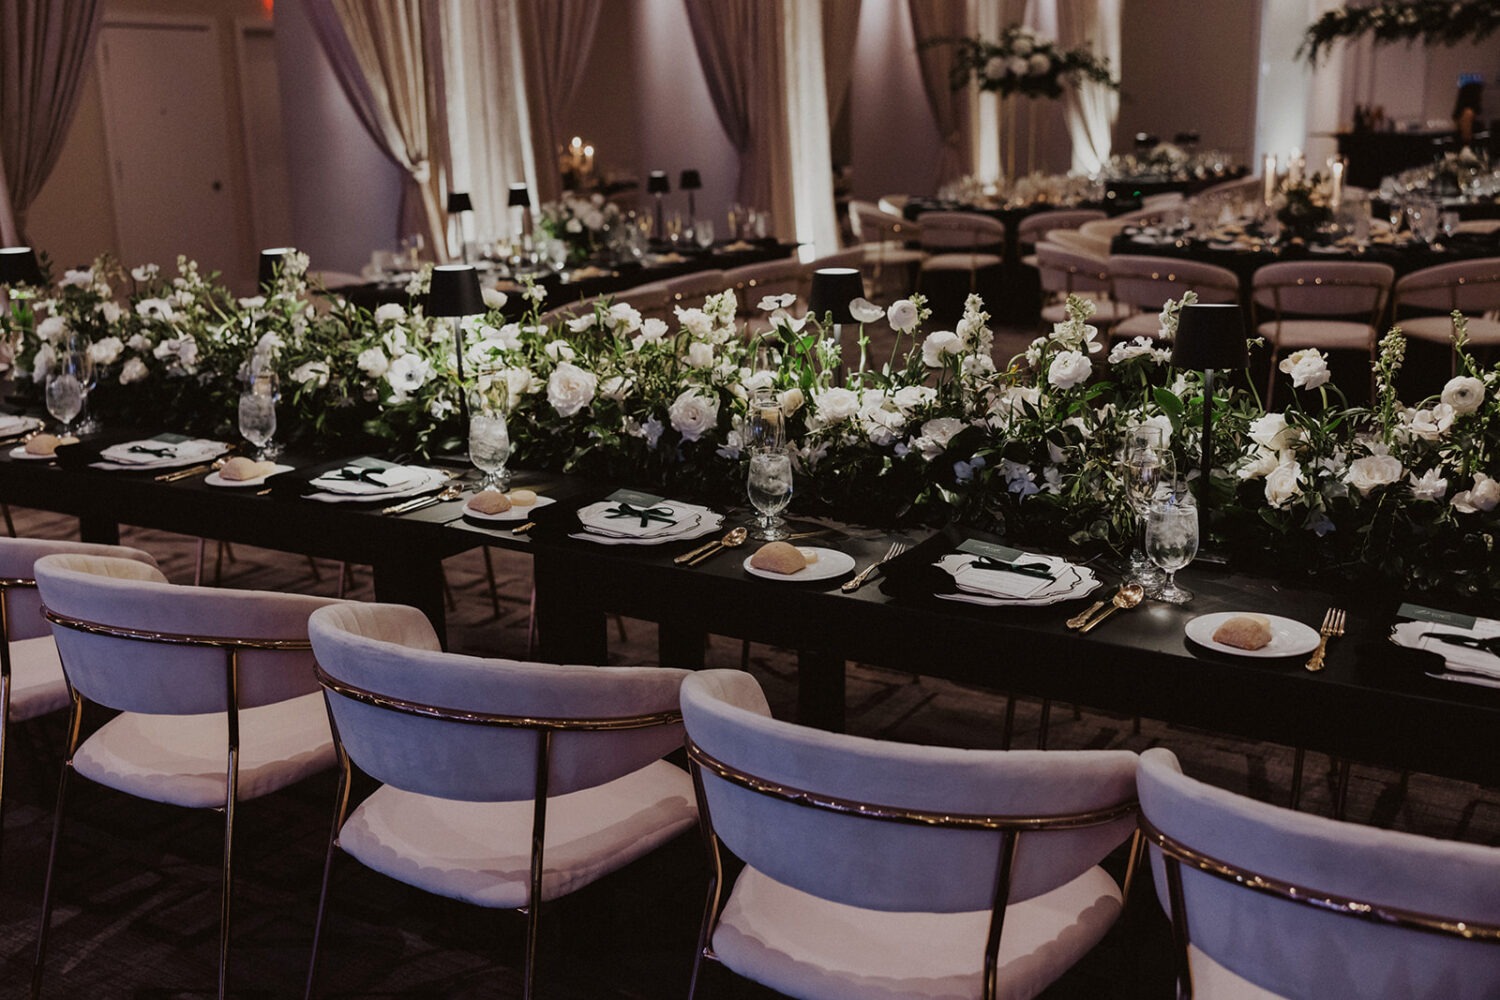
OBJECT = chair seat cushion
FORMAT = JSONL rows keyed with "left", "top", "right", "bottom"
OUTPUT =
{"left": 74, "top": 691, "right": 334, "bottom": 807}
{"left": 1256, "top": 320, "right": 1376, "bottom": 351}
{"left": 1043, "top": 300, "right": 1133, "bottom": 326}
{"left": 1188, "top": 945, "right": 1286, "bottom": 999}
{"left": 711, "top": 864, "right": 1123, "bottom": 1000}
{"left": 1398, "top": 315, "right": 1500, "bottom": 346}
{"left": 922, "top": 253, "right": 1003, "bottom": 272}
{"left": 1112, "top": 313, "right": 1166, "bottom": 339}
{"left": 8, "top": 636, "right": 69, "bottom": 723}
{"left": 339, "top": 759, "right": 696, "bottom": 909}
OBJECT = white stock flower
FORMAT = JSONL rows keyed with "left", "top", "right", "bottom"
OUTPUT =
{"left": 685, "top": 341, "right": 715, "bottom": 369}
{"left": 669, "top": 389, "right": 719, "bottom": 441}
{"left": 921, "top": 330, "right": 961, "bottom": 367}
{"left": 849, "top": 298, "right": 884, "bottom": 324}
{"left": 1248, "top": 413, "right": 1298, "bottom": 451}
{"left": 1278, "top": 349, "right": 1331, "bottom": 390}
{"left": 119, "top": 357, "right": 148, "bottom": 384}
{"left": 1344, "top": 454, "right": 1403, "bottom": 496}
{"left": 675, "top": 307, "right": 714, "bottom": 339}
{"left": 886, "top": 299, "right": 919, "bottom": 333}
{"left": 1408, "top": 468, "right": 1449, "bottom": 502}
{"left": 1440, "top": 375, "right": 1485, "bottom": 415}
{"left": 357, "top": 347, "right": 390, "bottom": 379}
{"left": 1048, "top": 350, "right": 1092, "bottom": 389}
{"left": 547, "top": 362, "right": 597, "bottom": 417}
{"left": 373, "top": 303, "right": 406, "bottom": 325}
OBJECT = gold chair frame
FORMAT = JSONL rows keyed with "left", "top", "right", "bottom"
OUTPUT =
{"left": 1141, "top": 814, "right": 1500, "bottom": 999}
{"left": 32, "top": 609, "right": 313, "bottom": 1000}
{"left": 0, "top": 575, "right": 37, "bottom": 876}
{"left": 304, "top": 664, "right": 683, "bottom": 1000}
{"left": 685, "top": 735, "right": 1141, "bottom": 1000}
{"left": 1391, "top": 265, "right": 1500, "bottom": 373}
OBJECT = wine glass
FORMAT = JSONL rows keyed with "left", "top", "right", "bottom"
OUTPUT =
{"left": 44, "top": 350, "right": 86, "bottom": 436}
{"left": 746, "top": 388, "right": 785, "bottom": 453}
{"left": 1122, "top": 426, "right": 1171, "bottom": 587}
{"left": 70, "top": 336, "right": 101, "bottom": 434}
{"left": 1145, "top": 492, "right": 1199, "bottom": 604}
{"left": 238, "top": 370, "right": 278, "bottom": 460}
{"left": 747, "top": 451, "right": 793, "bottom": 540}
{"left": 468, "top": 383, "right": 511, "bottom": 492}
{"left": 694, "top": 218, "right": 715, "bottom": 251}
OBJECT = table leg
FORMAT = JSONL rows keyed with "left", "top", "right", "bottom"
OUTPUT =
{"left": 372, "top": 556, "right": 447, "bottom": 648}
{"left": 532, "top": 554, "right": 608, "bottom": 664}
{"left": 78, "top": 516, "right": 119, "bottom": 546}
{"left": 797, "top": 649, "right": 845, "bottom": 732}
{"left": 659, "top": 624, "right": 706, "bottom": 670}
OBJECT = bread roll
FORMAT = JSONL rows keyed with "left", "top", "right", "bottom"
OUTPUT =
{"left": 467, "top": 491, "right": 512, "bottom": 515}
{"left": 218, "top": 456, "right": 277, "bottom": 481}
{"left": 1212, "top": 614, "right": 1272, "bottom": 650}
{"left": 749, "top": 541, "right": 807, "bottom": 575}
{"left": 506, "top": 489, "right": 537, "bottom": 506}
{"left": 24, "top": 433, "right": 75, "bottom": 456}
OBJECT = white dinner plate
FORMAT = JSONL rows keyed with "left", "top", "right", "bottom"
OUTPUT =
{"left": 205, "top": 464, "right": 293, "bottom": 488}
{"left": 9, "top": 445, "right": 62, "bottom": 461}
{"left": 1185, "top": 612, "right": 1320, "bottom": 658}
{"left": 463, "top": 495, "right": 556, "bottom": 521}
{"left": 0, "top": 416, "right": 41, "bottom": 437}
{"left": 743, "top": 547, "right": 856, "bottom": 582}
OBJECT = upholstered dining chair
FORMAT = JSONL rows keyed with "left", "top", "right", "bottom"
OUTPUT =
{"left": 1138, "top": 747, "right": 1500, "bottom": 999}
{"left": 1251, "top": 260, "right": 1396, "bottom": 402}
{"left": 0, "top": 539, "right": 157, "bottom": 875}
{"left": 662, "top": 269, "right": 728, "bottom": 309}
{"left": 725, "top": 257, "right": 812, "bottom": 332}
{"left": 1108, "top": 255, "right": 1241, "bottom": 339}
{"left": 31, "top": 553, "right": 341, "bottom": 1000}
{"left": 848, "top": 199, "right": 926, "bottom": 300}
{"left": 679, "top": 668, "right": 1140, "bottom": 1000}
{"left": 303, "top": 601, "right": 697, "bottom": 1000}
{"left": 1390, "top": 257, "right": 1500, "bottom": 371}
{"left": 1035, "top": 241, "right": 1132, "bottom": 331}
{"left": 1017, "top": 209, "right": 1108, "bottom": 265}
{"left": 917, "top": 211, "right": 1007, "bottom": 294}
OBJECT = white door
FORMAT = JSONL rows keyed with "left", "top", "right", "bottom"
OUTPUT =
{"left": 97, "top": 19, "right": 243, "bottom": 285}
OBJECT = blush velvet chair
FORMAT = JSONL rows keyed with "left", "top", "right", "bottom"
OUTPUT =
{"left": 31, "top": 553, "right": 341, "bottom": 1000}
{"left": 1138, "top": 747, "right": 1500, "bottom": 999}
{"left": 303, "top": 601, "right": 698, "bottom": 1000}
{"left": 1250, "top": 260, "right": 1395, "bottom": 403}
{"left": 679, "top": 668, "right": 1141, "bottom": 1000}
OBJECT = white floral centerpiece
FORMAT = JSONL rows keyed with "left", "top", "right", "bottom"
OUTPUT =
{"left": 943, "top": 25, "right": 1119, "bottom": 100}
{"left": 537, "top": 192, "right": 621, "bottom": 264}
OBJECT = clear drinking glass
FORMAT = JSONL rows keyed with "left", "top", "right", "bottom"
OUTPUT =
{"left": 747, "top": 451, "right": 793, "bottom": 541}
{"left": 746, "top": 388, "right": 786, "bottom": 453}
{"left": 238, "top": 370, "right": 278, "bottom": 459}
{"left": 694, "top": 219, "right": 715, "bottom": 250}
{"left": 1122, "top": 426, "right": 1171, "bottom": 587}
{"left": 1145, "top": 494, "right": 1200, "bottom": 604}
{"left": 468, "top": 383, "right": 511, "bottom": 492}
{"left": 44, "top": 351, "right": 85, "bottom": 436}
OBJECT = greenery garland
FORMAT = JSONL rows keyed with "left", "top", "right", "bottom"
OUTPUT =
{"left": 1301, "top": 0, "right": 1500, "bottom": 63}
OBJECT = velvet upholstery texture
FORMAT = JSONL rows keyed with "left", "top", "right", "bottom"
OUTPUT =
{"left": 681, "top": 669, "right": 1139, "bottom": 1000}
{"left": 1139, "top": 747, "right": 1500, "bottom": 1000}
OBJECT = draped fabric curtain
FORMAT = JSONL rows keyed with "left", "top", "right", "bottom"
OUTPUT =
{"left": 908, "top": 0, "right": 974, "bottom": 187}
{"left": 1055, "top": 0, "right": 1121, "bottom": 174}
{"left": 304, "top": 0, "right": 450, "bottom": 259}
{"left": 0, "top": 0, "right": 105, "bottom": 245}
{"left": 442, "top": 0, "right": 536, "bottom": 243}
{"left": 516, "top": 0, "right": 601, "bottom": 206}
{"left": 822, "top": 0, "right": 862, "bottom": 127}
{"left": 685, "top": 1, "right": 766, "bottom": 210}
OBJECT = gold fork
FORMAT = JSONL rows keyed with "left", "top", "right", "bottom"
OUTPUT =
{"left": 841, "top": 541, "right": 907, "bottom": 593}
{"left": 1304, "top": 607, "right": 1346, "bottom": 672}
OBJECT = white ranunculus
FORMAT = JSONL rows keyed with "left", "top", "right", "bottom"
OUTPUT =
{"left": 291, "top": 359, "right": 330, "bottom": 388}
{"left": 607, "top": 302, "right": 642, "bottom": 332}
{"left": 921, "top": 330, "right": 961, "bottom": 367}
{"left": 544, "top": 339, "right": 576, "bottom": 362}
{"left": 373, "top": 303, "right": 406, "bottom": 325}
{"left": 892, "top": 385, "right": 936, "bottom": 412}
{"left": 86, "top": 337, "right": 124, "bottom": 366}
{"left": 813, "top": 386, "right": 860, "bottom": 426}
{"left": 758, "top": 293, "right": 796, "bottom": 312}
{"left": 357, "top": 347, "right": 390, "bottom": 379}
{"left": 119, "top": 357, "right": 148, "bottom": 384}
{"left": 637, "top": 317, "right": 668, "bottom": 343}
{"left": 1440, "top": 375, "right": 1485, "bottom": 415}
{"left": 1452, "top": 473, "right": 1500, "bottom": 513}
{"left": 36, "top": 316, "right": 67, "bottom": 343}
{"left": 685, "top": 341, "right": 715, "bottom": 369}
{"left": 1344, "top": 454, "right": 1403, "bottom": 496}
{"left": 1048, "top": 349, "right": 1092, "bottom": 389}
{"left": 1248, "top": 412, "right": 1298, "bottom": 451}
{"left": 481, "top": 286, "right": 508, "bottom": 310}
{"left": 1264, "top": 457, "right": 1303, "bottom": 508}
{"left": 96, "top": 301, "right": 124, "bottom": 324}
{"left": 779, "top": 386, "right": 805, "bottom": 417}
{"left": 567, "top": 314, "right": 597, "bottom": 333}
{"left": 547, "top": 361, "right": 597, "bottom": 417}
{"left": 135, "top": 297, "right": 176, "bottom": 322}
{"left": 848, "top": 297, "right": 884, "bottom": 324}
{"left": 1408, "top": 468, "right": 1449, "bottom": 502}
{"left": 886, "top": 299, "right": 919, "bottom": 332}
{"left": 990, "top": 384, "right": 1042, "bottom": 421}
{"left": 386, "top": 353, "right": 433, "bottom": 402}
{"left": 1278, "top": 349, "right": 1331, "bottom": 390}
{"left": 669, "top": 389, "right": 719, "bottom": 441}
{"left": 1408, "top": 403, "right": 1455, "bottom": 440}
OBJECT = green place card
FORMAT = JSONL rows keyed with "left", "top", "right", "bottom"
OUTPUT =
{"left": 153, "top": 432, "right": 190, "bottom": 444}
{"left": 1397, "top": 603, "right": 1478, "bottom": 631}
{"left": 349, "top": 456, "right": 397, "bottom": 470}
{"left": 607, "top": 488, "right": 666, "bottom": 507}
{"left": 957, "top": 539, "right": 1027, "bottom": 563}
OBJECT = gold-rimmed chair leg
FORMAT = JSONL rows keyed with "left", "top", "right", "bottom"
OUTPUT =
{"left": 33, "top": 693, "right": 85, "bottom": 1000}
{"left": 305, "top": 749, "right": 354, "bottom": 1000}
{"left": 2, "top": 503, "right": 14, "bottom": 537}
{"left": 481, "top": 547, "right": 501, "bottom": 618}
{"left": 523, "top": 731, "right": 553, "bottom": 1000}
{"left": 218, "top": 661, "right": 243, "bottom": 1000}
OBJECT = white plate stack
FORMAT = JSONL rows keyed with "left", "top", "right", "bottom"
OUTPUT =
{"left": 570, "top": 499, "right": 722, "bottom": 546}
{"left": 304, "top": 462, "right": 448, "bottom": 504}
{"left": 94, "top": 437, "right": 227, "bottom": 471}
{"left": 933, "top": 552, "right": 1101, "bottom": 607}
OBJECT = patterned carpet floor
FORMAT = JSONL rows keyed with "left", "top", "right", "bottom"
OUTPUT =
{"left": 0, "top": 505, "right": 1496, "bottom": 999}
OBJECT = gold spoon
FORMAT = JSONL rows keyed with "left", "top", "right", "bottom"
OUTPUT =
{"left": 685, "top": 526, "right": 748, "bottom": 566}
{"left": 1066, "top": 599, "right": 1109, "bottom": 630}
{"left": 675, "top": 526, "right": 747, "bottom": 565}
{"left": 1078, "top": 583, "right": 1145, "bottom": 634}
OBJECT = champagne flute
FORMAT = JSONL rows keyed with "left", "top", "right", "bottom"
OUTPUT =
{"left": 44, "top": 350, "right": 85, "bottom": 436}
{"left": 238, "top": 369, "right": 278, "bottom": 460}
{"left": 1121, "top": 425, "right": 1170, "bottom": 586}
{"left": 469, "top": 381, "right": 511, "bottom": 492}
{"left": 747, "top": 451, "right": 793, "bottom": 541}
{"left": 1145, "top": 493, "right": 1199, "bottom": 604}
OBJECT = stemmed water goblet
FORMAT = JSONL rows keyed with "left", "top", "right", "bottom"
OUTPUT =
{"left": 1121, "top": 425, "right": 1171, "bottom": 587}
{"left": 237, "top": 368, "right": 278, "bottom": 460}
{"left": 1145, "top": 489, "right": 1199, "bottom": 604}
{"left": 694, "top": 219, "right": 715, "bottom": 251}
{"left": 468, "top": 381, "right": 511, "bottom": 492}
{"left": 746, "top": 450, "right": 793, "bottom": 541}
{"left": 44, "top": 347, "right": 87, "bottom": 437}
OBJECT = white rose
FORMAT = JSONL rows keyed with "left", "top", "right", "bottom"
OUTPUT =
{"left": 915, "top": 416, "right": 965, "bottom": 460}
{"left": 543, "top": 339, "right": 576, "bottom": 362}
{"left": 37, "top": 316, "right": 67, "bottom": 343}
{"left": 685, "top": 341, "right": 715, "bottom": 369}
{"left": 1238, "top": 447, "right": 1279, "bottom": 480}
{"left": 1408, "top": 403, "right": 1455, "bottom": 441}
{"left": 921, "top": 330, "right": 961, "bottom": 367}
{"left": 1344, "top": 454, "right": 1403, "bottom": 496}
{"left": 1440, "top": 375, "right": 1485, "bottom": 415}
{"left": 1264, "top": 457, "right": 1303, "bottom": 508}
{"left": 547, "top": 361, "right": 597, "bottom": 417}
{"left": 373, "top": 303, "right": 406, "bottom": 325}
{"left": 1027, "top": 52, "right": 1052, "bottom": 75}
{"left": 984, "top": 55, "right": 1007, "bottom": 80}
{"left": 1012, "top": 35, "right": 1034, "bottom": 56}
{"left": 567, "top": 314, "right": 597, "bottom": 333}
{"left": 86, "top": 336, "right": 124, "bottom": 366}
{"left": 637, "top": 317, "right": 668, "bottom": 344}
{"left": 357, "top": 347, "right": 390, "bottom": 379}
{"left": 779, "top": 386, "right": 805, "bottom": 416}
{"left": 1408, "top": 468, "right": 1449, "bottom": 502}
{"left": 887, "top": 299, "right": 919, "bottom": 333}
{"left": 669, "top": 389, "right": 719, "bottom": 441}
{"left": 97, "top": 301, "right": 124, "bottom": 324}
{"left": 1008, "top": 56, "right": 1030, "bottom": 77}
{"left": 1248, "top": 412, "right": 1298, "bottom": 451}
{"left": 118, "top": 357, "right": 149, "bottom": 384}
{"left": 606, "top": 303, "right": 642, "bottom": 332}
{"left": 1048, "top": 350, "right": 1092, "bottom": 390}
{"left": 1452, "top": 473, "right": 1500, "bottom": 513}
{"left": 1278, "top": 349, "right": 1331, "bottom": 390}
{"left": 812, "top": 386, "right": 859, "bottom": 425}
{"left": 292, "top": 359, "right": 330, "bottom": 388}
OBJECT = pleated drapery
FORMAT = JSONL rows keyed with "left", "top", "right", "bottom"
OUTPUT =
{"left": 907, "top": 0, "right": 974, "bottom": 188}
{"left": 822, "top": 0, "right": 863, "bottom": 127}
{"left": 516, "top": 0, "right": 601, "bottom": 206}
{"left": 1056, "top": 0, "right": 1120, "bottom": 174}
{"left": 0, "top": 0, "right": 104, "bottom": 245}
{"left": 304, "top": 0, "right": 450, "bottom": 259}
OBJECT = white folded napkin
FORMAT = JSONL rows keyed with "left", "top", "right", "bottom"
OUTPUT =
{"left": 310, "top": 461, "right": 425, "bottom": 496}
{"left": 576, "top": 499, "right": 708, "bottom": 539}
{"left": 303, "top": 465, "right": 446, "bottom": 503}
{"left": 936, "top": 553, "right": 1071, "bottom": 600}
{"left": 97, "top": 437, "right": 225, "bottom": 467}
{"left": 1390, "top": 620, "right": 1500, "bottom": 681}
{"left": 0, "top": 414, "right": 36, "bottom": 436}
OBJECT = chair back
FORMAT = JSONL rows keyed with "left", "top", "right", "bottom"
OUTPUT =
{"left": 1018, "top": 209, "right": 1107, "bottom": 246}
{"left": 34, "top": 553, "right": 336, "bottom": 715}
{"left": 1047, "top": 228, "right": 1113, "bottom": 260}
{"left": 918, "top": 211, "right": 1006, "bottom": 252}
{"left": 1393, "top": 257, "right": 1500, "bottom": 315}
{"left": 1251, "top": 260, "right": 1394, "bottom": 317}
{"left": 663, "top": 269, "right": 727, "bottom": 308}
{"left": 1109, "top": 256, "right": 1240, "bottom": 310}
{"left": 610, "top": 281, "right": 673, "bottom": 324}
{"left": 849, "top": 200, "right": 920, "bottom": 246}
{"left": 681, "top": 669, "right": 1137, "bottom": 914}
{"left": 1078, "top": 218, "right": 1131, "bottom": 244}
{"left": 1139, "top": 748, "right": 1500, "bottom": 1000}
{"left": 724, "top": 258, "right": 810, "bottom": 311}
{"left": 308, "top": 602, "right": 688, "bottom": 802}
{"left": 0, "top": 539, "right": 156, "bottom": 644}
{"left": 1036, "top": 241, "right": 1110, "bottom": 297}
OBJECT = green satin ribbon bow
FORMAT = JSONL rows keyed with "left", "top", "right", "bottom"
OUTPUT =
{"left": 604, "top": 502, "right": 677, "bottom": 528}
{"left": 332, "top": 466, "right": 389, "bottom": 486}
{"left": 970, "top": 556, "right": 1055, "bottom": 581}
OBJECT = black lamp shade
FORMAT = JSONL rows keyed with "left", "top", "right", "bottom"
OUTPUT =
{"left": 426, "top": 265, "right": 487, "bottom": 317}
{"left": 257, "top": 247, "right": 297, "bottom": 290}
{"left": 507, "top": 183, "right": 531, "bottom": 208}
{"left": 0, "top": 246, "right": 44, "bottom": 286}
{"left": 647, "top": 170, "right": 671, "bottom": 194}
{"left": 1172, "top": 303, "right": 1248, "bottom": 370}
{"left": 679, "top": 169, "right": 702, "bottom": 191}
{"left": 446, "top": 191, "right": 473, "bottom": 214}
{"left": 807, "top": 268, "right": 865, "bottom": 325}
